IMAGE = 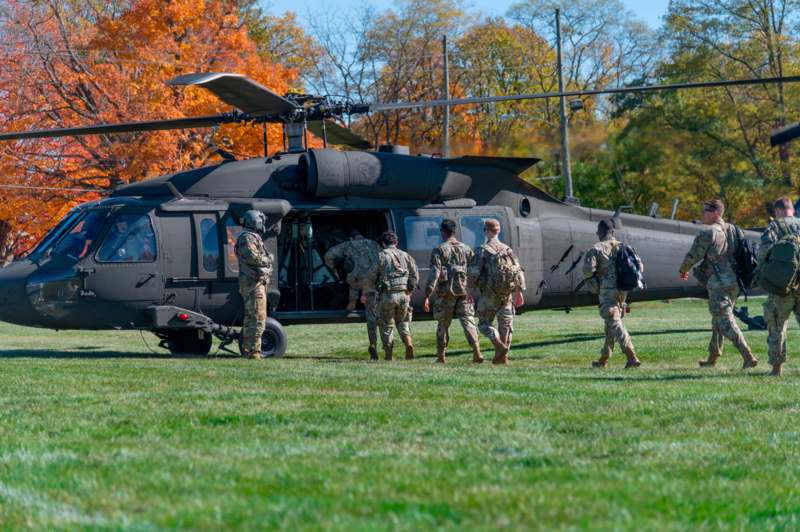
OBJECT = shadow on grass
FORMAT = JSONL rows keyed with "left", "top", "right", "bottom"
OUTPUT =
{"left": 0, "top": 348, "right": 172, "bottom": 359}
{"left": 513, "top": 327, "right": 711, "bottom": 350}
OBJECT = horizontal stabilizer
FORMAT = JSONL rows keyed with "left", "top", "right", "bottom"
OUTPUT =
{"left": 450, "top": 155, "right": 540, "bottom": 174}
{"left": 771, "top": 122, "right": 800, "bottom": 146}
{"left": 168, "top": 73, "right": 297, "bottom": 116}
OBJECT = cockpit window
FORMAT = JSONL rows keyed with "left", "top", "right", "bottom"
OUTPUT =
{"left": 24, "top": 209, "right": 83, "bottom": 260}
{"left": 52, "top": 210, "right": 110, "bottom": 261}
{"left": 96, "top": 214, "right": 157, "bottom": 263}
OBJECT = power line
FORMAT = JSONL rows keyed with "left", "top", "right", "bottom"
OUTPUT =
{"left": 0, "top": 184, "right": 103, "bottom": 193}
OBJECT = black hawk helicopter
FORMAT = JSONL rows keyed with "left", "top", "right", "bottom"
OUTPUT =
{"left": 0, "top": 72, "right": 796, "bottom": 356}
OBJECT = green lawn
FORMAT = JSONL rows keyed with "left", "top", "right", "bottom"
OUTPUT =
{"left": 1, "top": 298, "right": 799, "bottom": 530}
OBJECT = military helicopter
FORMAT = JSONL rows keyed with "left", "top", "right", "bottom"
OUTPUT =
{"left": 0, "top": 72, "right": 795, "bottom": 357}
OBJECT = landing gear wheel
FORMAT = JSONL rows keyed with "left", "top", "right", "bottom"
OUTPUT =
{"left": 238, "top": 317, "right": 287, "bottom": 358}
{"left": 165, "top": 330, "right": 212, "bottom": 356}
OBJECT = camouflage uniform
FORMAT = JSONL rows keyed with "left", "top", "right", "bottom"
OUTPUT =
{"left": 236, "top": 229, "right": 274, "bottom": 358}
{"left": 680, "top": 220, "right": 755, "bottom": 365}
{"left": 324, "top": 238, "right": 381, "bottom": 351}
{"left": 582, "top": 236, "right": 640, "bottom": 364}
{"left": 425, "top": 237, "right": 481, "bottom": 362}
{"left": 375, "top": 246, "right": 419, "bottom": 360}
{"left": 760, "top": 217, "right": 800, "bottom": 367}
{"left": 469, "top": 237, "right": 526, "bottom": 357}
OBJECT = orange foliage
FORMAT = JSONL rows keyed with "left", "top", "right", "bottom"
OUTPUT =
{"left": 0, "top": 0, "right": 299, "bottom": 259}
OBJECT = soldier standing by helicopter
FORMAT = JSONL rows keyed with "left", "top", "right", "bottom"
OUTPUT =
{"left": 324, "top": 229, "right": 382, "bottom": 359}
{"left": 236, "top": 210, "right": 274, "bottom": 360}
{"left": 582, "top": 219, "right": 642, "bottom": 368}
{"left": 375, "top": 231, "right": 418, "bottom": 361}
{"left": 423, "top": 219, "right": 483, "bottom": 364}
{"left": 469, "top": 219, "right": 525, "bottom": 365}
{"left": 679, "top": 199, "right": 758, "bottom": 369}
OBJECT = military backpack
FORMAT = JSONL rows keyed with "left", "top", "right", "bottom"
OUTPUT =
{"left": 615, "top": 244, "right": 645, "bottom": 291}
{"left": 482, "top": 242, "right": 522, "bottom": 296}
{"left": 731, "top": 224, "right": 758, "bottom": 290}
{"left": 440, "top": 242, "right": 470, "bottom": 297}
{"left": 755, "top": 220, "right": 800, "bottom": 296}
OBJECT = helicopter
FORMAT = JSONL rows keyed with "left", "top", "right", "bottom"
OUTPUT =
{"left": 0, "top": 72, "right": 795, "bottom": 357}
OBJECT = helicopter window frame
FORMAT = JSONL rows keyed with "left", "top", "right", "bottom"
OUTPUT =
{"left": 51, "top": 209, "right": 112, "bottom": 262}
{"left": 458, "top": 214, "right": 507, "bottom": 249}
{"left": 403, "top": 215, "right": 446, "bottom": 252}
{"left": 196, "top": 214, "right": 222, "bottom": 278}
{"left": 95, "top": 212, "right": 158, "bottom": 264}
{"left": 222, "top": 214, "right": 243, "bottom": 278}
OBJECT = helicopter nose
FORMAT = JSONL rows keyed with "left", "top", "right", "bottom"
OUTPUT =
{"left": 0, "top": 261, "right": 38, "bottom": 326}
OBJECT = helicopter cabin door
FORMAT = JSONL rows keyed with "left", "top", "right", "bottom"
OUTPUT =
{"left": 81, "top": 209, "right": 163, "bottom": 328}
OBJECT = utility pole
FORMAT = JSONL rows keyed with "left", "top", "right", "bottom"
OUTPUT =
{"left": 442, "top": 34, "right": 451, "bottom": 158}
{"left": 556, "top": 9, "right": 577, "bottom": 203}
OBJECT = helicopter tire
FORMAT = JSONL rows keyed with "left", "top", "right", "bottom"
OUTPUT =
{"left": 165, "top": 330, "right": 213, "bottom": 356}
{"left": 238, "top": 317, "right": 287, "bottom": 358}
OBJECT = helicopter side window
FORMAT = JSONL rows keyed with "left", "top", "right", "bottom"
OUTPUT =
{"left": 224, "top": 217, "right": 242, "bottom": 274}
{"left": 52, "top": 210, "right": 110, "bottom": 261}
{"left": 460, "top": 215, "right": 504, "bottom": 249}
{"left": 404, "top": 216, "right": 444, "bottom": 251}
{"left": 96, "top": 214, "right": 157, "bottom": 263}
{"left": 200, "top": 218, "right": 220, "bottom": 273}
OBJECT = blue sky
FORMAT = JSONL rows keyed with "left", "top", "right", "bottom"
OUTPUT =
{"left": 261, "top": 0, "right": 671, "bottom": 29}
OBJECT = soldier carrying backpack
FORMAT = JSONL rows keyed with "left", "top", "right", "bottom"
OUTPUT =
{"left": 424, "top": 219, "right": 483, "bottom": 364}
{"left": 582, "top": 218, "right": 643, "bottom": 369}
{"left": 757, "top": 197, "right": 800, "bottom": 376}
{"left": 469, "top": 219, "right": 525, "bottom": 365}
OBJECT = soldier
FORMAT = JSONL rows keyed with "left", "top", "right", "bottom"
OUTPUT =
{"left": 679, "top": 199, "right": 758, "bottom": 369}
{"left": 324, "top": 229, "right": 382, "bottom": 359}
{"left": 235, "top": 210, "right": 274, "bottom": 359}
{"left": 582, "top": 218, "right": 642, "bottom": 368}
{"left": 375, "top": 231, "right": 418, "bottom": 361}
{"left": 469, "top": 219, "right": 525, "bottom": 365}
{"left": 423, "top": 219, "right": 483, "bottom": 364}
{"left": 760, "top": 197, "right": 800, "bottom": 376}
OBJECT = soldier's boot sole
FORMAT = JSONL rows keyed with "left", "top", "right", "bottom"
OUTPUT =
{"left": 698, "top": 355, "right": 719, "bottom": 367}
{"left": 771, "top": 364, "right": 783, "bottom": 376}
{"left": 742, "top": 356, "right": 758, "bottom": 370}
{"left": 368, "top": 346, "right": 378, "bottom": 361}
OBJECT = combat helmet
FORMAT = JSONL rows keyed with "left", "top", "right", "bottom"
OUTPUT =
{"left": 242, "top": 210, "right": 267, "bottom": 233}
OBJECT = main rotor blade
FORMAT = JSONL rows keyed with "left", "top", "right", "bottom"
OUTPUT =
{"left": 307, "top": 119, "right": 372, "bottom": 150}
{"left": 771, "top": 122, "right": 800, "bottom": 146}
{"left": 168, "top": 73, "right": 298, "bottom": 116}
{"left": 367, "top": 75, "right": 800, "bottom": 112}
{"left": 0, "top": 114, "right": 241, "bottom": 141}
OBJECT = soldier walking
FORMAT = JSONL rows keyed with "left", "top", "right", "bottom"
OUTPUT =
{"left": 469, "top": 219, "right": 525, "bottom": 365}
{"left": 375, "top": 231, "right": 418, "bottom": 361}
{"left": 423, "top": 219, "right": 483, "bottom": 364}
{"left": 760, "top": 197, "right": 800, "bottom": 376}
{"left": 324, "top": 229, "right": 381, "bottom": 359}
{"left": 582, "top": 219, "right": 642, "bottom": 368}
{"left": 679, "top": 199, "right": 758, "bottom": 369}
{"left": 236, "top": 210, "right": 274, "bottom": 359}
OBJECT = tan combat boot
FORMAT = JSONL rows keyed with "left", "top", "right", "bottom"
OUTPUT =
{"left": 435, "top": 346, "right": 446, "bottom": 364}
{"left": 472, "top": 344, "right": 484, "bottom": 364}
{"left": 404, "top": 339, "right": 415, "bottom": 360}
{"left": 741, "top": 352, "right": 758, "bottom": 369}
{"left": 384, "top": 346, "right": 394, "bottom": 361}
{"left": 592, "top": 354, "right": 609, "bottom": 368}
{"left": 368, "top": 346, "right": 378, "bottom": 361}
{"left": 491, "top": 338, "right": 509, "bottom": 365}
{"left": 246, "top": 352, "right": 263, "bottom": 360}
{"left": 698, "top": 354, "right": 719, "bottom": 367}
{"left": 771, "top": 363, "right": 783, "bottom": 376}
{"left": 623, "top": 348, "right": 641, "bottom": 369}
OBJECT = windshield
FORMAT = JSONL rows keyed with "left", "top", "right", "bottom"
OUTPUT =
{"left": 51, "top": 210, "right": 110, "bottom": 261}
{"left": 23, "top": 209, "right": 84, "bottom": 261}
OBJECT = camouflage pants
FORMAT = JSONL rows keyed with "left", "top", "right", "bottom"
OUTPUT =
{"left": 707, "top": 286, "right": 750, "bottom": 358}
{"left": 476, "top": 290, "right": 514, "bottom": 345}
{"left": 240, "top": 280, "right": 267, "bottom": 356}
{"left": 763, "top": 292, "right": 800, "bottom": 365}
{"left": 377, "top": 291, "right": 412, "bottom": 348}
{"left": 364, "top": 290, "right": 379, "bottom": 348}
{"left": 432, "top": 293, "right": 479, "bottom": 350}
{"left": 598, "top": 288, "right": 633, "bottom": 357}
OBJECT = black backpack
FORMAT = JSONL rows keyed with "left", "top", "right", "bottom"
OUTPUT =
{"left": 731, "top": 224, "right": 757, "bottom": 290}
{"left": 616, "top": 244, "right": 645, "bottom": 291}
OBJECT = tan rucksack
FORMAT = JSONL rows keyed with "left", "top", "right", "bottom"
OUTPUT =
{"left": 483, "top": 243, "right": 522, "bottom": 296}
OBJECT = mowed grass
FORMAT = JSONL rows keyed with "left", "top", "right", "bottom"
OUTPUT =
{"left": 1, "top": 298, "right": 800, "bottom": 530}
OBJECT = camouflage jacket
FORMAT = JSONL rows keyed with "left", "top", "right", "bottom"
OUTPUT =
{"left": 759, "top": 216, "right": 800, "bottom": 261}
{"left": 582, "top": 236, "right": 642, "bottom": 293}
{"left": 323, "top": 237, "right": 381, "bottom": 292}
{"left": 679, "top": 220, "right": 737, "bottom": 289}
{"left": 235, "top": 229, "right": 273, "bottom": 284}
{"left": 375, "top": 246, "right": 419, "bottom": 293}
{"left": 425, "top": 237, "right": 474, "bottom": 297}
{"left": 469, "top": 237, "right": 526, "bottom": 293}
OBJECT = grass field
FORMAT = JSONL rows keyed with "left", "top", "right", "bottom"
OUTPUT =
{"left": 1, "top": 297, "right": 800, "bottom": 530}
